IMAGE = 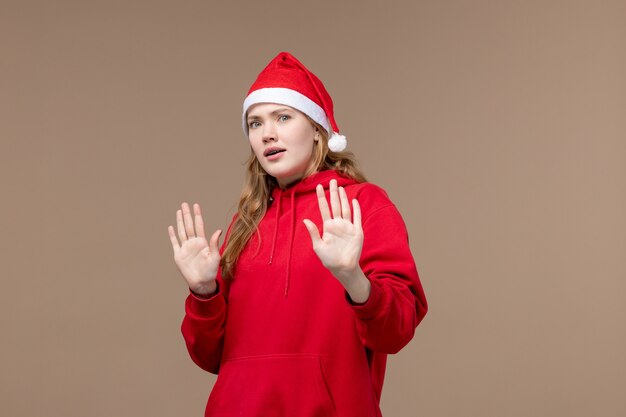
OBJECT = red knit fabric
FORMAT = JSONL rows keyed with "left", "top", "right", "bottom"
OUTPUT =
{"left": 181, "top": 170, "right": 427, "bottom": 417}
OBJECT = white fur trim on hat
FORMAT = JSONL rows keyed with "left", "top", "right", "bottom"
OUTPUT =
{"left": 242, "top": 88, "right": 331, "bottom": 135}
{"left": 328, "top": 133, "right": 347, "bottom": 152}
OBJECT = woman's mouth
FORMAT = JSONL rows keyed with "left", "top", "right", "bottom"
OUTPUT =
{"left": 264, "top": 147, "right": 286, "bottom": 160}
{"left": 266, "top": 149, "right": 286, "bottom": 161}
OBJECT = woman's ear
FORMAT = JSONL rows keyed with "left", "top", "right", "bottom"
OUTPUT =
{"left": 314, "top": 130, "right": 320, "bottom": 142}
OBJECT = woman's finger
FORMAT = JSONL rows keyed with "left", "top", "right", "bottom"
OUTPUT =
{"left": 352, "top": 199, "right": 362, "bottom": 232}
{"left": 182, "top": 202, "right": 196, "bottom": 239}
{"left": 194, "top": 203, "right": 206, "bottom": 238}
{"left": 339, "top": 186, "right": 351, "bottom": 220}
{"left": 176, "top": 209, "right": 188, "bottom": 242}
{"left": 329, "top": 179, "right": 341, "bottom": 219}
{"left": 316, "top": 184, "right": 331, "bottom": 221}
{"left": 208, "top": 229, "right": 222, "bottom": 254}
{"left": 302, "top": 219, "right": 322, "bottom": 247}
{"left": 167, "top": 225, "right": 180, "bottom": 254}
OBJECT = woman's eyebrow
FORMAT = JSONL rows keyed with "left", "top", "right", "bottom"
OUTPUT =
{"left": 247, "top": 107, "right": 294, "bottom": 121}
{"left": 270, "top": 107, "right": 294, "bottom": 114}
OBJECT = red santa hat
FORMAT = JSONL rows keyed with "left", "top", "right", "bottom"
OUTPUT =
{"left": 242, "top": 51, "right": 347, "bottom": 152}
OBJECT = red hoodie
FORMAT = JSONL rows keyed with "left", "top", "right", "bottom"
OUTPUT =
{"left": 181, "top": 169, "right": 427, "bottom": 417}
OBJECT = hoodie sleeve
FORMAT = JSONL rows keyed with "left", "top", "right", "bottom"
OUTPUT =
{"left": 181, "top": 275, "right": 228, "bottom": 374}
{"left": 345, "top": 184, "right": 428, "bottom": 354}
{"left": 180, "top": 215, "right": 236, "bottom": 374}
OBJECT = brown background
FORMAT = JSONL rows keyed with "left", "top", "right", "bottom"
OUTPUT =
{"left": 1, "top": 1, "right": 624, "bottom": 416}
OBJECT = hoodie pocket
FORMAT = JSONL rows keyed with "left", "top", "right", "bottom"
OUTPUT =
{"left": 206, "top": 354, "right": 337, "bottom": 417}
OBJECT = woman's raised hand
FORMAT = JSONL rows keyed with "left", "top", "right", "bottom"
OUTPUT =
{"left": 168, "top": 202, "right": 222, "bottom": 296}
{"left": 302, "top": 179, "right": 364, "bottom": 282}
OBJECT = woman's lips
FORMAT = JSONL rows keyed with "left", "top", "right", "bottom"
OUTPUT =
{"left": 264, "top": 146, "right": 286, "bottom": 156}
{"left": 266, "top": 150, "right": 286, "bottom": 161}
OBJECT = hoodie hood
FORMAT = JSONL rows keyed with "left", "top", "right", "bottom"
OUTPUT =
{"left": 270, "top": 169, "right": 357, "bottom": 199}
{"left": 267, "top": 170, "right": 358, "bottom": 296}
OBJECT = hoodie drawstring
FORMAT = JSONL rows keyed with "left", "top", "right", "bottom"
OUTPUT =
{"left": 267, "top": 187, "right": 297, "bottom": 297}
{"left": 284, "top": 189, "right": 296, "bottom": 297}
{"left": 268, "top": 189, "right": 281, "bottom": 265}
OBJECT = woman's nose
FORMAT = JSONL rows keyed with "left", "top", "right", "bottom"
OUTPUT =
{"left": 262, "top": 123, "right": 277, "bottom": 142}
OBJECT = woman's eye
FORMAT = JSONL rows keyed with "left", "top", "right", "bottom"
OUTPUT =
{"left": 249, "top": 121, "right": 261, "bottom": 129}
{"left": 278, "top": 115, "right": 290, "bottom": 122}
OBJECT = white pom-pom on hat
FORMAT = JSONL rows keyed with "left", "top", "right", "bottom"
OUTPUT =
{"left": 328, "top": 133, "right": 347, "bottom": 152}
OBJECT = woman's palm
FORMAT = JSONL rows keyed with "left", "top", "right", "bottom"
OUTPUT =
{"left": 313, "top": 217, "right": 363, "bottom": 271}
{"left": 168, "top": 202, "right": 222, "bottom": 294}
{"left": 175, "top": 236, "right": 221, "bottom": 287}
{"left": 303, "top": 180, "right": 363, "bottom": 275}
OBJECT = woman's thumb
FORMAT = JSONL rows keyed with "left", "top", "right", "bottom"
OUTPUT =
{"left": 209, "top": 229, "right": 223, "bottom": 253}
{"left": 302, "top": 219, "right": 321, "bottom": 245}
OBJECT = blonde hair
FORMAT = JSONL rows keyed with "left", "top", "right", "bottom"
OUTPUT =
{"left": 220, "top": 117, "right": 366, "bottom": 280}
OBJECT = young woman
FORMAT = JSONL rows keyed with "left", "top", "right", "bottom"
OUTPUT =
{"left": 167, "top": 52, "right": 428, "bottom": 417}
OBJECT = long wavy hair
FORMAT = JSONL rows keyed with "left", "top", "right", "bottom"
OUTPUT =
{"left": 220, "top": 116, "right": 367, "bottom": 280}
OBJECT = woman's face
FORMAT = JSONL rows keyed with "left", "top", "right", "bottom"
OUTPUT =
{"left": 246, "top": 103, "right": 319, "bottom": 189}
